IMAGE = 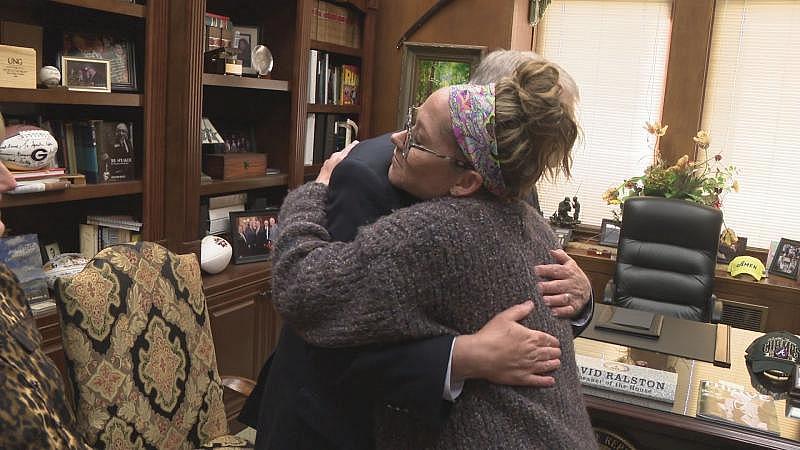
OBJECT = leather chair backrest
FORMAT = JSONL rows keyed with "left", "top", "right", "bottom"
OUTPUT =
{"left": 613, "top": 197, "right": 722, "bottom": 321}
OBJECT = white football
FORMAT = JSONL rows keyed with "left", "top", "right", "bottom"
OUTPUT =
{"left": 201, "top": 235, "right": 232, "bottom": 274}
{"left": 39, "top": 65, "right": 61, "bottom": 88}
{"left": 0, "top": 125, "right": 59, "bottom": 171}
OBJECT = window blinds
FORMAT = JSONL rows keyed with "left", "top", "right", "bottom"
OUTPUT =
{"left": 702, "top": 0, "right": 800, "bottom": 248}
{"left": 534, "top": 0, "right": 672, "bottom": 227}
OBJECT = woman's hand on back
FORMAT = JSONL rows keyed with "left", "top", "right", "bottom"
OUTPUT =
{"left": 315, "top": 140, "right": 359, "bottom": 186}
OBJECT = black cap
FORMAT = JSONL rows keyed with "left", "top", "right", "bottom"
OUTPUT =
{"left": 746, "top": 331, "right": 800, "bottom": 379}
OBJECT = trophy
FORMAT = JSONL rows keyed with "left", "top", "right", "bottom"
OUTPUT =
{"left": 251, "top": 45, "right": 273, "bottom": 79}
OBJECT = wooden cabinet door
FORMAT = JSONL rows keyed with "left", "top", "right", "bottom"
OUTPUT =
{"left": 207, "top": 285, "right": 262, "bottom": 380}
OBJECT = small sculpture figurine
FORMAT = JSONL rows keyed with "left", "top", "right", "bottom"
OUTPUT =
{"left": 550, "top": 196, "right": 578, "bottom": 228}
{"left": 572, "top": 196, "right": 581, "bottom": 223}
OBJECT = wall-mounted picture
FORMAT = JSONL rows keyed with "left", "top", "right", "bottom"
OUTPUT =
{"left": 397, "top": 42, "right": 486, "bottom": 129}
{"left": 61, "top": 31, "right": 137, "bottom": 91}
{"left": 230, "top": 209, "right": 278, "bottom": 264}
{"left": 768, "top": 238, "right": 800, "bottom": 280}
{"left": 62, "top": 56, "right": 111, "bottom": 92}
{"left": 554, "top": 228, "right": 573, "bottom": 248}
{"left": 599, "top": 219, "right": 622, "bottom": 248}
{"left": 233, "top": 26, "right": 259, "bottom": 75}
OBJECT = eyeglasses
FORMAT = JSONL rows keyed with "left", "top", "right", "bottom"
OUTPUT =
{"left": 400, "top": 107, "right": 472, "bottom": 170}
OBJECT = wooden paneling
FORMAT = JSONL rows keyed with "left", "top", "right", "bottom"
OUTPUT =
{"left": 50, "top": 0, "right": 146, "bottom": 17}
{"left": 0, "top": 87, "right": 142, "bottom": 106}
{"left": 0, "top": 181, "right": 143, "bottom": 208}
{"left": 208, "top": 287, "right": 260, "bottom": 379}
{"left": 370, "top": 0, "right": 524, "bottom": 134}
{"left": 659, "top": 0, "right": 716, "bottom": 164}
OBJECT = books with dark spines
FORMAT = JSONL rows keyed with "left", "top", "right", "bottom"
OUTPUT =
{"left": 312, "top": 113, "right": 327, "bottom": 164}
{"left": 72, "top": 121, "right": 100, "bottom": 183}
{"left": 97, "top": 121, "right": 135, "bottom": 182}
{"left": 0, "top": 234, "right": 49, "bottom": 306}
{"left": 696, "top": 381, "right": 780, "bottom": 435}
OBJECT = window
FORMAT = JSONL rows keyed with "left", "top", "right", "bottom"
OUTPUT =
{"left": 702, "top": 0, "right": 800, "bottom": 248}
{"left": 534, "top": 0, "right": 672, "bottom": 226}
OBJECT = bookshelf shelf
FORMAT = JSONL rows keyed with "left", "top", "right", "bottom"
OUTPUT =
{"left": 0, "top": 181, "right": 143, "bottom": 208}
{"left": 50, "top": 0, "right": 146, "bottom": 18}
{"left": 310, "top": 40, "right": 362, "bottom": 58}
{"left": 307, "top": 104, "right": 361, "bottom": 114}
{"left": 202, "top": 74, "right": 290, "bottom": 91}
{"left": 199, "top": 174, "right": 289, "bottom": 196}
{"left": 0, "top": 87, "right": 142, "bottom": 107}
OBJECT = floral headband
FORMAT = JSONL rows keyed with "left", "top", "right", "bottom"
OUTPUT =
{"left": 448, "top": 83, "right": 508, "bottom": 197}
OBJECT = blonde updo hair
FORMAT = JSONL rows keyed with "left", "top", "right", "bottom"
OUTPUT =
{"left": 494, "top": 60, "right": 578, "bottom": 199}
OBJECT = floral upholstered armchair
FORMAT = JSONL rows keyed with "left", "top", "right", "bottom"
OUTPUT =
{"left": 55, "top": 242, "right": 253, "bottom": 449}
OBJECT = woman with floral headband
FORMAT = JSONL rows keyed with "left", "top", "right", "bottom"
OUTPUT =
{"left": 271, "top": 59, "right": 596, "bottom": 449}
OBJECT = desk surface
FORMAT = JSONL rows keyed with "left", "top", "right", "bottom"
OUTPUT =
{"left": 576, "top": 321, "right": 800, "bottom": 448}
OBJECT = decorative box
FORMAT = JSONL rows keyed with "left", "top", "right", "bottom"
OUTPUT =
{"left": 204, "top": 152, "right": 267, "bottom": 180}
{"left": 0, "top": 44, "right": 36, "bottom": 89}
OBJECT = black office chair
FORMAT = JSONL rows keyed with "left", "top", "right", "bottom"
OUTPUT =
{"left": 602, "top": 196, "right": 724, "bottom": 323}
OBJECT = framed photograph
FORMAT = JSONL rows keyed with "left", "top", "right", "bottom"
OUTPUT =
{"left": 397, "top": 42, "right": 487, "bottom": 129}
{"left": 61, "top": 31, "right": 137, "bottom": 91}
{"left": 61, "top": 56, "right": 111, "bottom": 92}
{"left": 599, "top": 219, "right": 622, "bottom": 248}
{"left": 768, "top": 238, "right": 800, "bottom": 280}
{"left": 717, "top": 236, "right": 748, "bottom": 264}
{"left": 554, "top": 228, "right": 573, "bottom": 248}
{"left": 230, "top": 209, "right": 278, "bottom": 264}
{"left": 233, "top": 26, "right": 259, "bottom": 75}
{"left": 43, "top": 242, "right": 61, "bottom": 262}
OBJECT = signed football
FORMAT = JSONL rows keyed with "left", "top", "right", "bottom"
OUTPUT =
{"left": 0, "top": 125, "right": 59, "bottom": 170}
{"left": 201, "top": 235, "right": 232, "bottom": 274}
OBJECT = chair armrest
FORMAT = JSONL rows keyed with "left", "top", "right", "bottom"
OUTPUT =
{"left": 708, "top": 294, "right": 723, "bottom": 324}
{"left": 221, "top": 375, "right": 256, "bottom": 398}
{"left": 602, "top": 279, "right": 615, "bottom": 305}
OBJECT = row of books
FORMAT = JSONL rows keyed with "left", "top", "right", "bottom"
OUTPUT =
{"left": 311, "top": 0, "right": 362, "bottom": 49}
{"left": 42, "top": 120, "right": 136, "bottom": 184}
{"left": 79, "top": 215, "right": 142, "bottom": 259}
{"left": 308, "top": 51, "right": 359, "bottom": 105}
{"left": 303, "top": 114, "right": 353, "bottom": 165}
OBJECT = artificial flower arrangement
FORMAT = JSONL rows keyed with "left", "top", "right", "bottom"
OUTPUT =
{"left": 603, "top": 122, "right": 739, "bottom": 221}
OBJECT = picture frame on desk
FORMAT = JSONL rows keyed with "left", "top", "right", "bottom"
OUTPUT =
{"left": 768, "top": 238, "right": 800, "bottom": 280}
{"left": 397, "top": 42, "right": 487, "bottom": 130}
{"left": 230, "top": 209, "right": 278, "bottom": 264}
{"left": 60, "top": 31, "right": 137, "bottom": 91}
{"left": 61, "top": 56, "right": 110, "bottom": 92}
{"left": 599, "top": 219, "right": 621, "bottom": 248}
{"left": 554, "top": 228, "right": 573, "bottom": 249}
{"left": 233, "top": 26, "right": 259, "bottom": 75}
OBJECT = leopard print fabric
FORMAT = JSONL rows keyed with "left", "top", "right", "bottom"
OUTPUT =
{"left": 0, "top": 263, "right": 88, "bottom": 450}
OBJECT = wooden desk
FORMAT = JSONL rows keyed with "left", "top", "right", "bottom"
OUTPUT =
{"left": 576, "top": 319, "right": 800, "bottom": 449}
{"left": 566, "top": 241, "right": 800, "bottom": 334}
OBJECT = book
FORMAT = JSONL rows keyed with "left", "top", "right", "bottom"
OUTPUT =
{"left": 97, "top": 121, "right": 135, "bottom": 183}
{"left": 86, "top": 215, "right": 143, "bottom": 232}
{"left": 696, "top": 381, "right": 780, "bottom": 435}
{"left": 341, "top": 64, "right": 359, "bottom": 105}
{"left": 11, "top": 168, "right": 66, "bottom": 180}
{"left": 0, "top": 234, "right": 49, "bottom": 306}
{"left": 304, "top": 114, "right": 315, "bottom": 165}
{"left": 308, "top": 50, "right": 318, "bottom": 104}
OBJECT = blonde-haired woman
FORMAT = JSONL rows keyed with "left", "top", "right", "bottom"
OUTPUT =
{"left": 272, "top": 60, "right": 596, "bottom": 449}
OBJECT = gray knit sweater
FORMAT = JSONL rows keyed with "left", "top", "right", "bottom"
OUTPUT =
{"left": 273, "top": 182, "right": 597, "bottom": 450}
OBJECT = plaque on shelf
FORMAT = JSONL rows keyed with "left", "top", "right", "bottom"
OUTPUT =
{"left": 576, "top": 354, "right": 678, "bottom": 403}
{"left": 0, "top": 44, "right": 36, "bottom": 89}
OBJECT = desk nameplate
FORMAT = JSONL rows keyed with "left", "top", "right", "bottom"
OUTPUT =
{"left": 577, "top": 354, "right": 678, "bottom": 403}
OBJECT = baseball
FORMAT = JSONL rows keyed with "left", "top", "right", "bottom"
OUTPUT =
{"left": 39, "top": 66, "right": 62, "bottom": 88}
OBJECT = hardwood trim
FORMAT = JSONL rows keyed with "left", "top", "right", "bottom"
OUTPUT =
{"left": 0, "top": 87, "right": 142, "bottom": 106}
{"left": 307, "top": 104, "right": 361, "bottom": 114}
{"left": 198, "top": 174, "right": 289, "bottom": 196}
{"left": 359, "top": 2, "right": 376, "bottom": 138}
{"left": 49, "top": 0, "right": 146, "bottom": 17}
{"left": 659, "top": 0, "right": 716, "bottom": 164}
{"left": 202, "top": 74, "right": 290, "bottom": 91}
{"left": 290, "top": 0, "right": 315, "bottom": 188}
{"left": 714, "top": 323, "right": 731, "bottom": 367}
{"left": 203, "top": 261, "right": 271, "bottom": 297}
{"left": 303, "top": 164, "right": 322, "bottom": 177}
{"left": 0, "top": 181, "right": 142, "bottom": 208}
{"left": 310, "top": 39, "right": 362, "bottom": 57}
{"left": 142, "top": 0, "right": 169, "bottom": 243}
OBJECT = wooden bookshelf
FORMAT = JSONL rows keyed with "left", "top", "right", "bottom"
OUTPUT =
{"left": 0, "top": 87, "right": 142, "bottom": 107}
{"left": 303, "top": 164, "right": 322, "bottom": 177}
{"left": 310, "top": 39, "right": 362, "bottom": 58}
{"left": 0, "top": 181, "right": 143, "bottom": 208}
{"left": 50, "top": 0, "right": 146, "bottom": 17}
{"left": 199, "top": 174, "right": 289, "bottom": 196}
{"left": 202, "top": 74, "right": 290, "bottom": 91}
{"left": 307, "top": 103, "right": 361, "bottom": 114}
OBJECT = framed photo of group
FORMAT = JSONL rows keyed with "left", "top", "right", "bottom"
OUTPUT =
{"left": 397, "top": 42, "right": 487, "bottom": 130}
{"left": 768, "top": 238, "right": 800, "bottom": 280}
{"left": 229, "top": 209, "right": 279, "bottom": 264}
{"left": 59, "top": 30, "right": 137, "bottom": 91}
{"left": 62, "top": 56, "right": 110, "bottom": 92}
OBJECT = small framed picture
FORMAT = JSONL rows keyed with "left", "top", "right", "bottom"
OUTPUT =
{"left": 61, "top": 31, "right": 137, "bottom": 91}
{"left": 43, "top": 242, "right": 61, "bottom": 262}
{"left": 233, "top": 26, "right": 259, "bottom": 75}
{"left": 62, "top": 56, "right": 111, "bottom": 92}
{"left": 230, "top": 209, "right": 278, "bottom": 264}
{"left": 768, "top": 238, "right": 800, "bottom": 280}
{"left": 599, "top": 219, "right": 622, "bottom": 248}
{"left": 554, "top": 228, "right": 573, "bottom": 248}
